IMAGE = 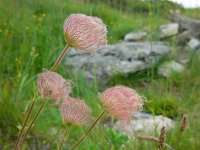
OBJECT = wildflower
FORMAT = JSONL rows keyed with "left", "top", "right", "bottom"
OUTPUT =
{"left": 60, "top": 98, "right": 91, "bottom": 125}
{"left": 158, "top": 127, "right": 165, "bottom": 150}
{"left": 63, "top": 14, "right": 107, "bottom": 52}
{"left": 180, "top": 114, "right": 187, "bottom": 132}
{"left": 37, "top": 70, "right": 72, "bottom": 102}
{"left": 100, "top": 85, "right": 144, "bottom": 120}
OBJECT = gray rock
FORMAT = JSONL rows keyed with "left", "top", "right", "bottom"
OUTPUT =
{"left": 175, "top": 46, "right": 191, "bottom": 65}
{"left": 117, "top": 60, "right": 145, "bottom": 74}
{"left": 124, "top": 32, "right": 147, "bottom": 41}
{"left": 64, "top": 42, "right": 170, "bottom": 84}
{"left": 113, "top": 112, "right": 175, "bottom": 137}
{"left": 176, "top": 54, "right": 190, "bottom": 65}
{"left": 158, "top": 61, "right": 185, "bottom": 77}
{"left": 159, "top": 23, "right": 179, "bottom": 38}
{"left": 187, "top": 38, "right": 200, "bottom": 50}
{"left": 67, "top": 47, "right": 79, "bottom": 56}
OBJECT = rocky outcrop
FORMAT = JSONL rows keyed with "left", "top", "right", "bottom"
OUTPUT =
{"left": 158, "top": 61, "right": 185, "bottom": 77}
{"left": 124, "top": 32, "right": 147, "bottom": 41}
{"left": 187, "top": 38, "right": 200, "bottom": 50}
{"left": 64, "top": 12, "right": 200, "bottom": 82}
{"left": 113, "top": 112, "right": 175, "bottom": 137}
{"left": 159, "top": 23, "right": 179, "bottom": 38}
{"left": 64, "top": 42, "right": 170, "bottom": 83}
{"left": 170, "top": 10, "right": 200, "bottom": 41}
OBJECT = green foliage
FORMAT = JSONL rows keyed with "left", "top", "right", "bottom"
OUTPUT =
{"left": 182, "top": 8, "right": 200, "bottom": 19}
{"left": 0, "top": 0, "right": 200, "bottom": 149}
{"left": 105, "top": 128, "right": 129, "bottom": 148}
{"left": 87, "top": 0, "right": 183, "bottom": 15}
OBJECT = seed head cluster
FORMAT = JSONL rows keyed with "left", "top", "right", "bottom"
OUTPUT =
{"left": 36, "top": 14, "right": 145, "bottom": 127}
{"left": 37, "top": 70, "right": 91, "bottom": 125}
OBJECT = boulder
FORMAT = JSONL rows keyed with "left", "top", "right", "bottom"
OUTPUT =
{"left": 113, "top": 112, "right": 175, "bottom": 137}
{"left": 124, "top": 32, "right": 147, "bottom": 41}
{"left": 64, "top": 42, "right": 170, "bottom": 84}
{"left": 187, "top": 38, "right": 200, "bottom": 50}
{"left": 158, "top": 61, "right": 185, "bottom": 77}
{"left": 159, "top": 23, "right": 179, "bottom": 38}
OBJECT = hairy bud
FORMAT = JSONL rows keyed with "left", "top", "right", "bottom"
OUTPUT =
{"left": 100, "top": 86, "right": 144, "bottom": 120}
{"left": 37, "top": 70, "right": 72, "bottom": 102}
{"left": 60, "top": 98, "right": 91, "bottom": 125}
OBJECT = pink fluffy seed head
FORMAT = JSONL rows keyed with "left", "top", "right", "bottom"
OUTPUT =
{"left": 100, "top": 86, "right": 144, "bottom": 121}
{"left": 37, "top": 70, "right": 72, "bottom": 102}
{"left": 63, "top": 14, "right": 107, "bottom": 52}
{"left": 60, "top": 98, "right": 91, "bottom": 125}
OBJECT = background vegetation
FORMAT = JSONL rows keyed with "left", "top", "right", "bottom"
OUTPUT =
{"left": 0, "top": 0, "right": 200, "bottom": 149}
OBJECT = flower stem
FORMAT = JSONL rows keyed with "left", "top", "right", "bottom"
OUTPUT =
{"left": 18, "top": 99, "right": 47, "bottom": 150}
{"left": 14, "top": 98, "right": 36, "bottom": 150}
{"left": 15, "top": 44, "right": 70, "bottom": 149}
{"left": 70, "top": 111, "right": 105, "bottom": 150}
{"left": 51, "top": 44, "right": 70, "bottom": 71}
{"left": 58, "top": 128, "right": 68, "bottom": 150}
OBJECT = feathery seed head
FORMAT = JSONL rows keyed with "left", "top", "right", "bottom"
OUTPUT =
{"left": 63, "top": 14, "right": 107, "bottom": 52}
{"left": 37, "top": 70, "right": 72, "bottom": 102}
{"left": 60, "top": 98, "right": 91, "bottom": 125}
{"left": 100, "top": 85, "right": 144, "bottom": 120}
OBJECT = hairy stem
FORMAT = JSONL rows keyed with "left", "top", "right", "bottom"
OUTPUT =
{"left": 14, "top": 99, "right": 36, "bottom": 150}
{"left": 58, "top": 128, "right": 68, "bottom": 150}
{"left": 18, "top": 99, "right": 47, "bottom": 150}
{"left": 70, "top": 111, "right": 105, "bottom": 150}
{"left": 51, "top": 44, "right": 70, "bottom": 71}
{"left": 15, "top": 44, "right": 70, "bottom": 149}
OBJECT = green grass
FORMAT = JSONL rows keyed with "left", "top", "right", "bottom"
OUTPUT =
{"left": 0, "top": 0, "right": 200, "bottom": 149}
{"left": 182, "top": 8, "right": 200, "bottom": 19}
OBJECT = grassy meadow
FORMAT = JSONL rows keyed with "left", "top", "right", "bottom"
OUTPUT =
{"left": 0, "top": 0, "right": 200, "bottom": 149}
